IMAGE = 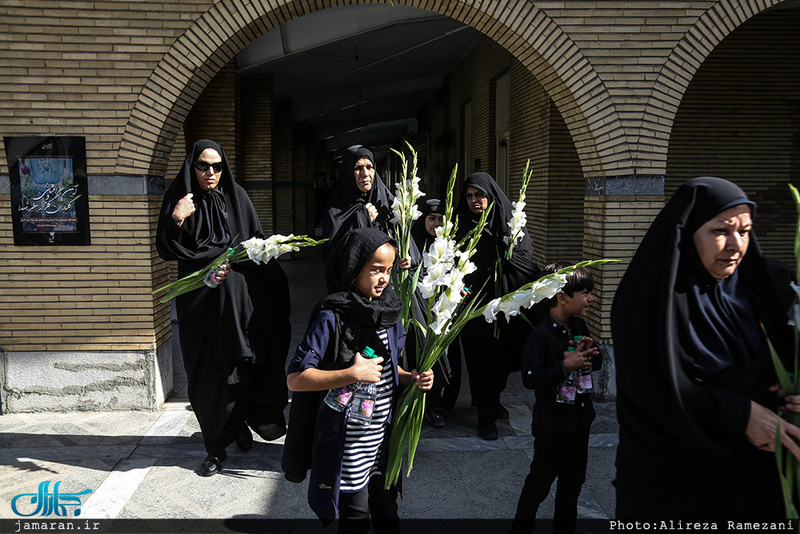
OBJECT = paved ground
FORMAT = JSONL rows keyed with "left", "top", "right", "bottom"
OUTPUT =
{"left": 0, "top": 249, "right": 618, "bottom": 533}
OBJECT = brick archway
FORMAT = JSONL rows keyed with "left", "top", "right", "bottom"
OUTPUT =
{"left": 115, "top": 0, "right": 623, "bottom": 179}
{"left": 637, "top": 0, "right": 790, "bottom": 173}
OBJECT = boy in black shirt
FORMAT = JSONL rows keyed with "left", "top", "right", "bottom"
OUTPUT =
{"left": 511, "top": 264, "right": 602, "bottom": 534}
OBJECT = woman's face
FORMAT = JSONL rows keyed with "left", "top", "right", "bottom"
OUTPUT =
{"left": 194, "top": 148, "right": 223, "bottom": 191}
{"left": 354, "top": 156, "right": 375, "bottom": 193}
{"left": 465, "top": 186, "right": 488, "bottom": 215}
{"left": 692, "top": 204, "right": 752, "bottom": 280}
{"left": 425, "top": 213, "right": 443, "bottom": 236}
{"left": 353, "top": 243, "right": 396, "bottom": 300}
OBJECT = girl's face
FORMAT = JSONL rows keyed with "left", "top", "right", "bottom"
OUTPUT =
{"left": 465, "top": 186, "right": 488, "bottom": 215}
{"left": 353, "top": 243, "right": 396, "bottom": 300}
{"left": 425, "top": 213, "right": 443, "bottom": 236}
{"left": 354, "top": 156, "right": 375, "bottom": 193}
{"left": 692, "top": 204, "right": 752, "bottom": 280}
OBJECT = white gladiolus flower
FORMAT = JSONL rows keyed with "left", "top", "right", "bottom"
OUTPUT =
{"left": 424, "top": 237, "right": 455, "bottom": 268}
{"left": 243, "top": 234, "right": 302, "bottom": 265}
{"left": 528, "top": 275, "right": 567, "bottom": 304}
{"left": 493, "top": 291, "right": 530, "bottom": 322}
{"left": 417, "top": 277, "right": 438, "bottom": 299}
{"left": 423, "top": 262, "right": 451, "bottom": 286}
{"left": 482, "top": 298, "right": 501, "bottom": 322}
{"left": 441, "top": 268, "right": 465, "bottom": 293}
{"left": 429, "top": 315, "right": 450, "bottom": 336}
{"left": 390, "top": 197, "right": 403, "bottom": 225}
{"left": 435, "top": 221, "right": 453, "bottom": 238}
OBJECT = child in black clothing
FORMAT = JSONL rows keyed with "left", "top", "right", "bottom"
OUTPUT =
{"left": 511, "top": 264, "right": 602, "bottom": 534}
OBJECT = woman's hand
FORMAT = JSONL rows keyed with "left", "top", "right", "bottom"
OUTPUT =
{"left": 172, "top": 193, "right": 195, "bottom": 226}
{"left": 364, "top": 202, "right": 379, "bottom": 222}
{"left": 746, "top": 400, "right": 800, "bottom": 462}
{"left": 768, "top": 384, "right": 800, "bottom": 415}
{"left": 410, "top": 369, "right": 434, "bottom": 391}
{"left": 397, "top": 256, "right": 412, "bottom": 270}
{"left": 350, "top": 352, "right": 384, "bottom": 384}
{"left": 215, "top": 262, "right": 230, "bottom": 284}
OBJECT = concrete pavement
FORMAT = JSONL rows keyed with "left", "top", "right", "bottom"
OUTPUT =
{"left": 0, "top": 249, "right": 618, "bottom": 533}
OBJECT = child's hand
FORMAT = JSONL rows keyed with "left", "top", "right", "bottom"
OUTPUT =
{"left": 563, "top": 346, "right": 596, "bottom": 372}
{"left": 563, "top": 349, "right": 586, "bottom": 372}
{"left": 351, "top": 352, "right": 384, "bottom": 383}
{"left": 574, "top": 336, "right": 600, "bottom": 358}
{"left": 411, "top": 369, "right": 434, "bottom": 391}
{"left": 397, "top": 256, "right": 412, "bottom": 270}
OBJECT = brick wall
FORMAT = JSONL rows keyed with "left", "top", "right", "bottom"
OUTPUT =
{"left": 0, "top": 0, "right": 797, "bottom": 409}
{"left": 0, "top": 194, "right": 166, "bottom": 351}
{"left": 238, "top": 73, "right": 275, "bottom": 234}
{"left": 666, "top": 9, "right": 800, "bottom": 264}
{"left": 184, "top": 62, "right": 238, "bottom": 175}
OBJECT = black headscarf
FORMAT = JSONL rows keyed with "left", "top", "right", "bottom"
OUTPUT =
{"left": 314, "top": 228, "right": 403, "bottom": 364}
{"left": 454, "top": 172, "right": 540, "bottom": 297}
{"left": 322, "top": 145, "right": 395, "bottom": 258}
{"left": 411, "top": 198, "right": 445, "bottom": 254}
{"left": 157, "top": 139, "right": 262, "bottom": 271}
{"left": 612, "top": 177, "right": 791, "bottom": 516}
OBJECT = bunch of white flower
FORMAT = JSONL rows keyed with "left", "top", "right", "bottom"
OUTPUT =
{"left": 505, "top": 198, "right": 527, "bottom": 248}
{"left": 242, "top": 234, "right": 301, "bottom": 265}
{"left": 389, "top": 172, "right": 424, "bottom": 226}
{"left": 482, "top": 273, "right": 567, "bottom": 323}
{"left": 418, "top": 223, "right": 478, "bottom": 335}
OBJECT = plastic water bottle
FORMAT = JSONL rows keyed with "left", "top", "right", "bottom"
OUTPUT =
{"left": 204, "top": 248, "right": 235, "bottom": 288}
{"left": 575, "top": 335, "right": 593, "bottom": 393}
{"left": 323, "top": 346, "right": 376, "bottom": 413}
{"left": 323, "top": 383, "right": 355, "bottom": 412}
{"left": 556, "top": 336, "right": 584, "bottom": 404}
{"left": 556, "top": 371, "right": 577, "bottom": 404}
{"left": 348, "top": 347, "right": 378, "bottom": 425}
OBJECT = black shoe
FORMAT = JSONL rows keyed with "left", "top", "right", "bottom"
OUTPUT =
{"left": 425, "top": 407, "right": 445, "bottom": 428}
{"left": 251, "top": 422, "right": 286, "bottom": 442}
{"left": 200, "top": 455, "right": 222, "bottom": 477}
{"left": 495, "top": 404, "right": 510, "bottom": 420}
{"left": 478, "top": 419, "right": 498, "bottom": 440}
{"left": 235, "top": 425, "right": 253, "bottom": 452}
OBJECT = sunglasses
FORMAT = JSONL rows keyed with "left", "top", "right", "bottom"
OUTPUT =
{"left": 194, "top": 160, "right": 223, "bottom": 173}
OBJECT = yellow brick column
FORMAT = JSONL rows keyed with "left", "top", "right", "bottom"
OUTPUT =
{"left": 584, "top": 175, "right": 665, "bottom": 399}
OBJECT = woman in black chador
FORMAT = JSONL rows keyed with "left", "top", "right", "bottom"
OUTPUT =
{"left": 157, "top": 139, "right": 291, "bottom": 477}
{"left": 454, "top": 172, "right": 541, "bottom": 440}
{"left": 322, "top": 145, "right": 395, "bottom": 262}
{"left": 612, "top": 176, "right": 800, "bottom": 518}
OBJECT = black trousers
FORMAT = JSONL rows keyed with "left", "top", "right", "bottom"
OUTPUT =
{"left": 460, "top": 319, "right": 513, "bottom": 423}
{"left": 337, "top": 474, "right": 399, "bottom": 534}
{"left": 511, "top": 427, "right": 590, "bottom": 534}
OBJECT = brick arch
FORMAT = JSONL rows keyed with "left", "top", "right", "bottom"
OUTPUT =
{"left": 641, "top": 0, "right": 789, "bottom": 172}
{"left": 116, "top": 0, "right": 626, "bottom": 179}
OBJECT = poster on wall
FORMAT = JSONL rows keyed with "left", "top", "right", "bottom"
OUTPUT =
{"left": 4, "top": 136, "right": 90, "bottom": 246}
